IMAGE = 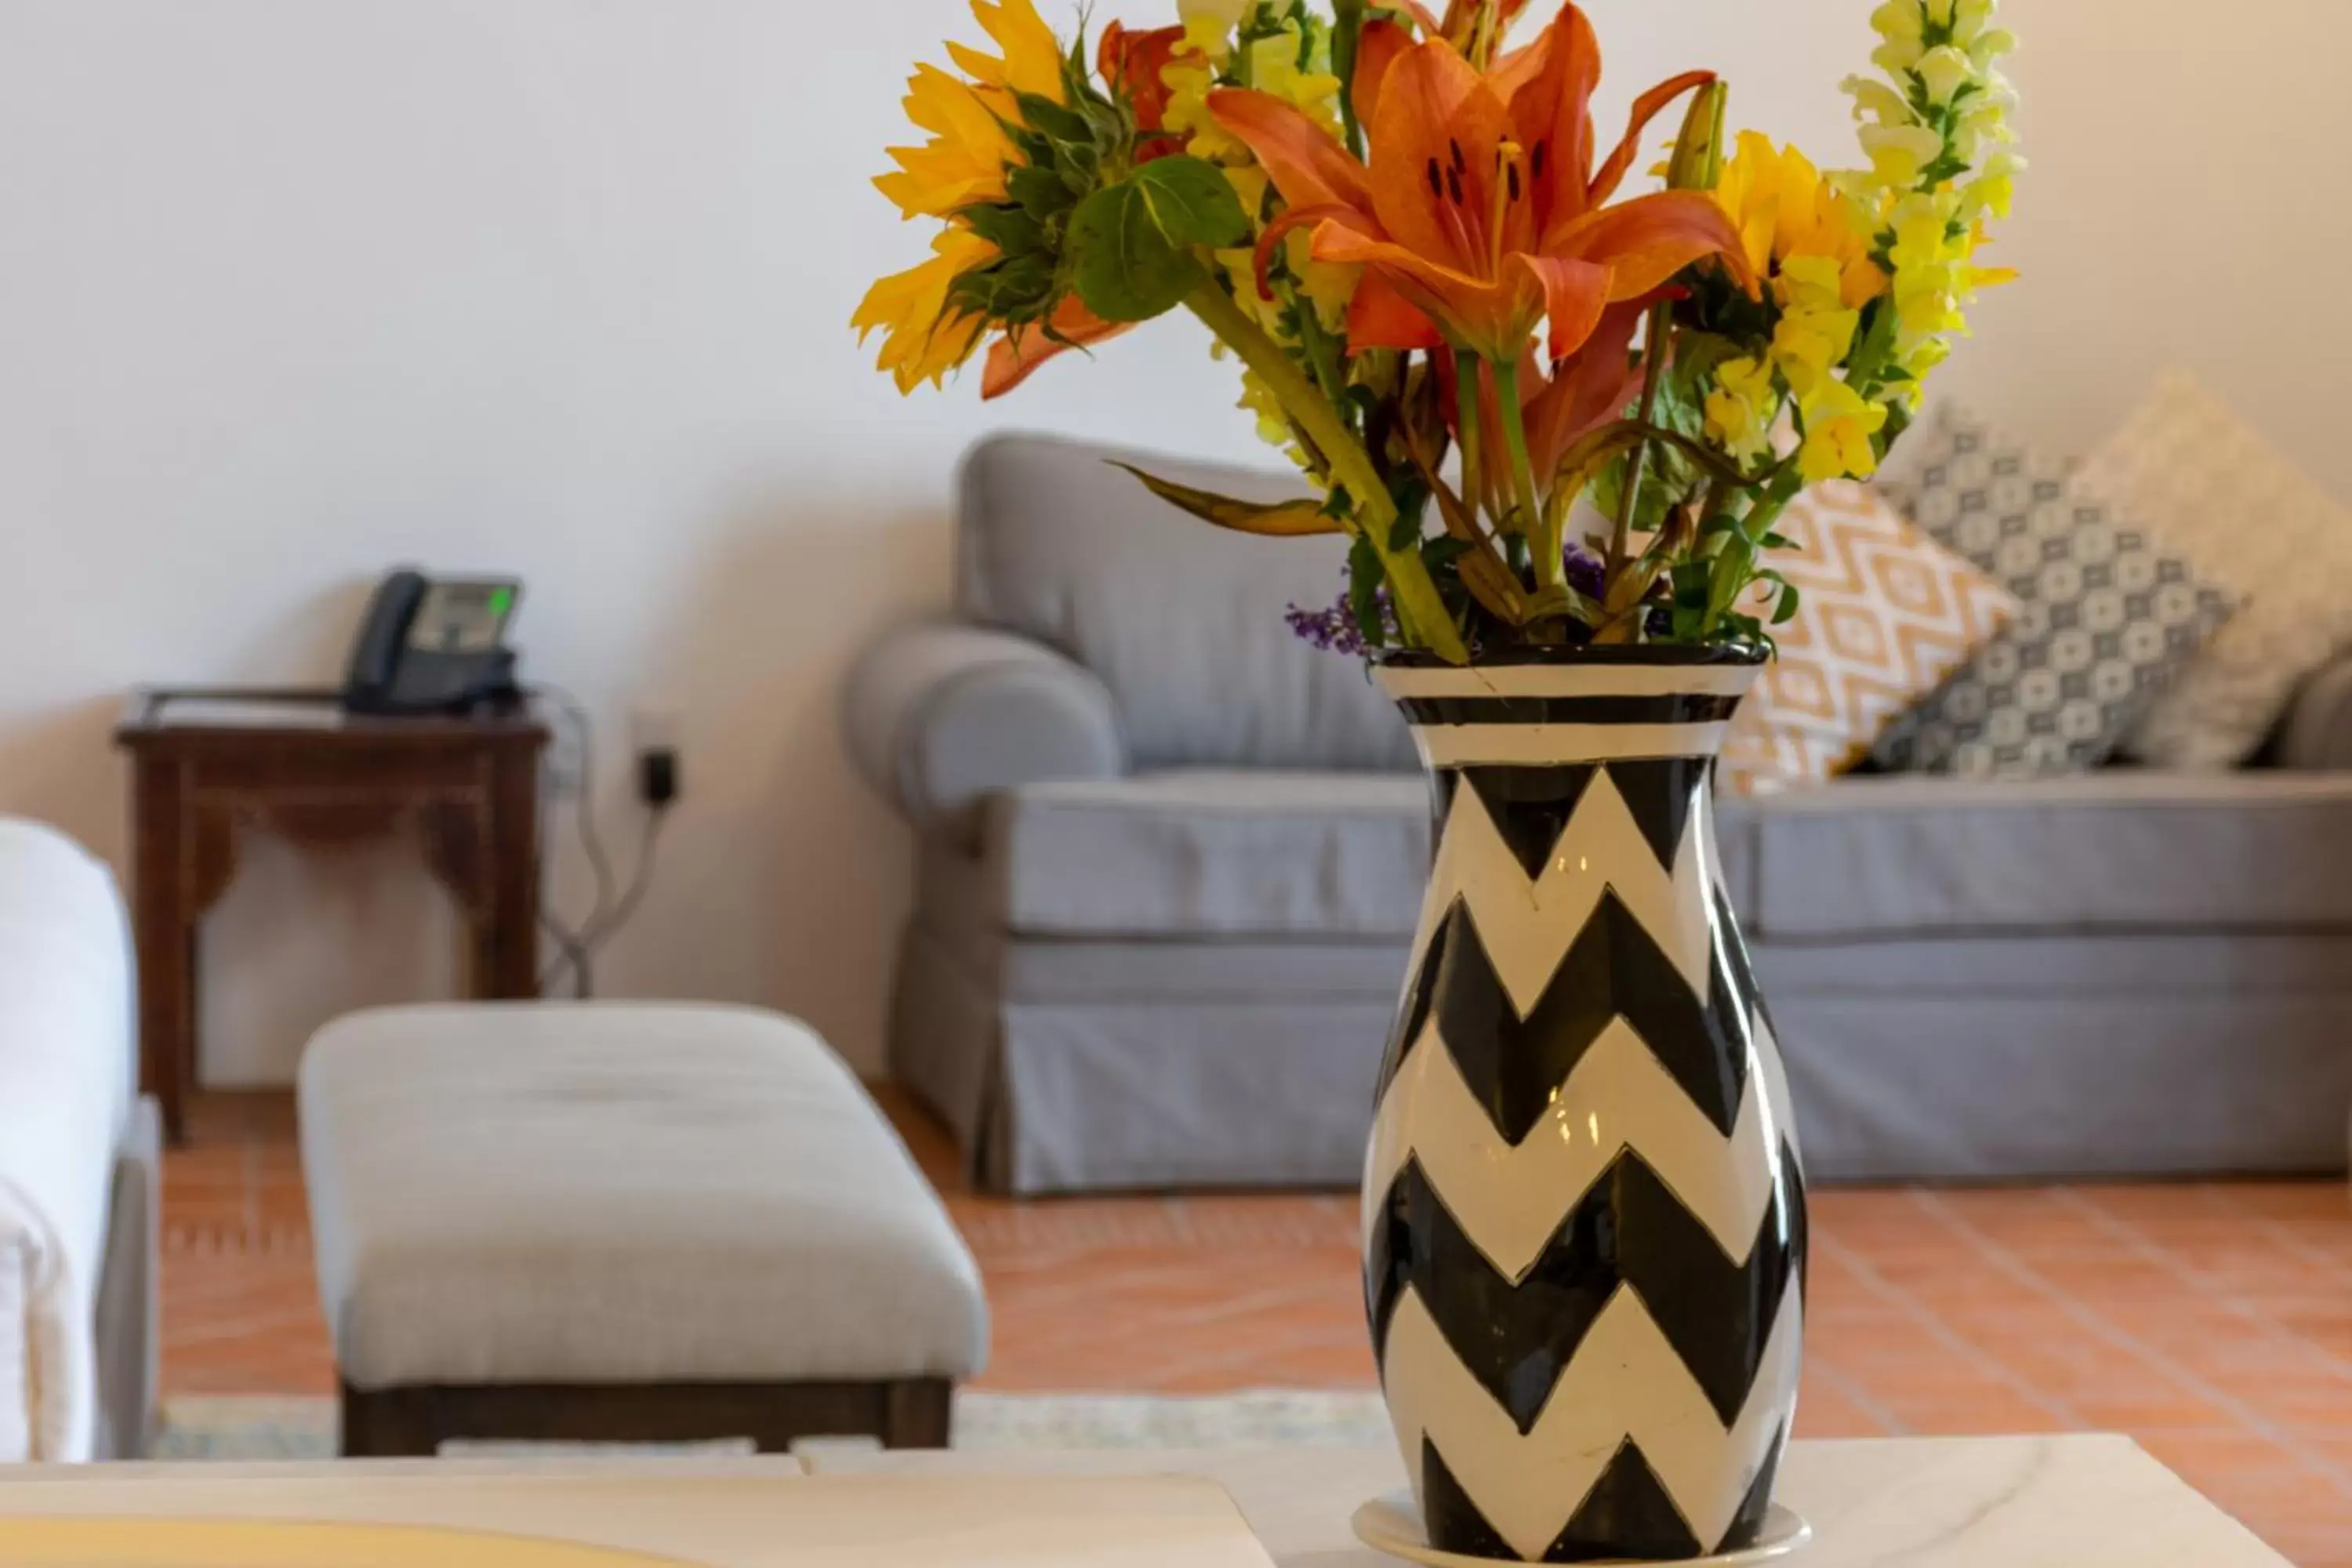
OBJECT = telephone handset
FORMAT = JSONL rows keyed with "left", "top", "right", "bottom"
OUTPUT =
{"left": 343, "top": 569, "right": 524, "bottom": 716}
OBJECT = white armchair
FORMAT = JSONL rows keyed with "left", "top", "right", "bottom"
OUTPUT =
{"left": 0, "top": 818, "right": 157, "bottom": 1461}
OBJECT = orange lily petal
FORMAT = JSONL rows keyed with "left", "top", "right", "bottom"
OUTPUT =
{"left": 1098, "top": 22, "right": 1187, "bottom": 134}
{"left": 1252, "top": 201, "right": 1372, "bottom": 299}
{"left": 1507, "top": 5, "right": 1601, "bottom": 233}
{"left": 1312, "top": 221, "right": 1537, "bottom": 359}
{"left": 1588, "top": 70, "right": 1715, "bottom": 208}
{"left": 1348, "top": 269, "right": 1446, "bottom": 353}
{"left": 1523, "top": 297, "right": 1646, "bottom": 474}
{"left": 1364, "top": 41, "right": 1511, "bottom": 281}
{"left": 1513, "top": 253, "right": 1612, "bottom": 363}
{"left": 1207, "top": 89, "right": 1375, "bottom": 214}
{"left": 981, "top": 301, "right": 1134, "bottom": 399}
{"left": 1545, "top": 189, "right": 1759, "bottom": 300}
{"left": 1352, "top": 20, "right": 1413, "bottom": 132}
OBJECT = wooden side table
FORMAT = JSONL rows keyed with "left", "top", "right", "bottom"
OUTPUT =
{"left": 115, "top": 691, "right": 550, "bottom": 1142}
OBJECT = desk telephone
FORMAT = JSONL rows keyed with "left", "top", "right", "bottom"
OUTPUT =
{"left": 343, "top": 569, "right": 524, "bottom": 716}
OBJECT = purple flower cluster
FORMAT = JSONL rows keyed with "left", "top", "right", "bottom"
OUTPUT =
{"left": 1283, "top": 583, "right": 1393, "bottom": 656}
{"left": 1285, "top": 545, "right": 1613, "bottom": 656}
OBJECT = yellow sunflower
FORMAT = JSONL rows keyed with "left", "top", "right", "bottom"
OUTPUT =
{"left": 1715, "top": 132, "right": 1887, "bottom": 313}
{"left": 857, "top": 0, "right": 1066, "bottom": 392}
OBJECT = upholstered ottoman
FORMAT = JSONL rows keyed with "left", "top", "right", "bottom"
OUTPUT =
{"left": 298, "top": 1002, "right": 987, "bottom": 1457}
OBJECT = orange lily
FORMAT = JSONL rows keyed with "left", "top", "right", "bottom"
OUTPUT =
{"left": 1098, "top": 22, "right": 1188, "bottom": 161}
{"left": 1208, "top": 5, "right": 1755, "bottom": 366}
{"left": 1520, "top": 297, "right": 1648, "bottom": 477}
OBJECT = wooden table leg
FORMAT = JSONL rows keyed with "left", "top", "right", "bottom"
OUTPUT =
{"left": 129, "top": 758, "right": 192, "bottom": 1145}
{"left": 481, "top": 748, "right": 541, "bottom": 1000}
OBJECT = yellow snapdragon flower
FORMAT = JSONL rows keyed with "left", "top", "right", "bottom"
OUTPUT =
{"left": 1179, "top": 0, "right": 1250, "bottom": 60}
{"left": 1704, "top": 357, "right": 1780, "bottom": 466}
{"left": 1837, "top": 0, "right": 2022, "bottom": 411}
{"left": 1798, "top": 379, "right": 1889, "bottom": 485}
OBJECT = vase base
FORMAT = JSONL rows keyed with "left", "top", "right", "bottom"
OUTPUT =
{"left": 1349, "top": 1493, "right": 1810, "bottom": 1568}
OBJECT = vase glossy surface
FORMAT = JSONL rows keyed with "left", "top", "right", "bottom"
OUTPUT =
{"left": 1364, "top": 648, "right": 1806, "bottom": 1563}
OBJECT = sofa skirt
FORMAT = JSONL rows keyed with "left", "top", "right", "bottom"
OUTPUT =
{"left": 892, "top": 924, "right": 2352, "bottom": 1192}
{"left": 1761, "top": 934, "right": 2352, "bottom": 1181}
{"left": 890, "top": 924, "right": 1400, "bottom": 1194}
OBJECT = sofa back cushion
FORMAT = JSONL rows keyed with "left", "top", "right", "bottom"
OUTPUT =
{"left": 956, "top": 433, "right": 1415, "bottom": 771}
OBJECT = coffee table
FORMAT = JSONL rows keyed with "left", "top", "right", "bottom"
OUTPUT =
{"left": 0, "top": 1436, "right": 2290, "bottom": 1565}
{"left": 808, "top": 1436, "right": 2289, "bottom": 1566}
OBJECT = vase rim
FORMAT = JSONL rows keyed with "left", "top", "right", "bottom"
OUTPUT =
{"left": 1377, "top": 643, "right": 1768, "bottom": 671}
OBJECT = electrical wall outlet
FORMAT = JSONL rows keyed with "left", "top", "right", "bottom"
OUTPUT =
{"left": 632, "top": 708, "right": 682, "bottom": 808}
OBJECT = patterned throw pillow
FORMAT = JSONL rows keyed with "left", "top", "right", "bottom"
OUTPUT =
{"left": 1720, "top": 481, "right": 2018, "bottom": 797}
{"left": 2074, "top": 371, "right": 2352, "bottom": 769}
{"left": 1873, "top": 401, "right": 2237, "bottom": 780}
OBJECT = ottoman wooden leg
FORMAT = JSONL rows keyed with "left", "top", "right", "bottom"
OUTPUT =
{"left": 340, "top": 1383, "right": 443, "bottom": 1459}
{"left": 881, "top": 1378, "right": 953, "bottom": 1449}
{"left": 339, "top": 1377, "right": 958, "bottom": 1457}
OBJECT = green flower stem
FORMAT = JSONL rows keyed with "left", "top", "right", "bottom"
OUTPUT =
{"left": 1185, "top": 281, "right": 1469, "bottom": 665}
{"left": 1455, "top": 351, "right": 1486, "bottom": 543}
{"left": 1602, "top": 299, "right": 1678, "bottom": 626}
{"left": 1490, "top": 357, "right": 1552, "bottom": 592}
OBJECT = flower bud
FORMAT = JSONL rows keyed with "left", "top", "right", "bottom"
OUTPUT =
{"left": 1668, "top": 80, "right": 1730, "bottom": 191}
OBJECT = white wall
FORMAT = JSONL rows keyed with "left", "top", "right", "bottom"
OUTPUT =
{"left": 0, "top": 0, "right": 2339, "bottom": 1083}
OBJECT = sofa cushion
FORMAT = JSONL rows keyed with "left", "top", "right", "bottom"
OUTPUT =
{"left": 982, "top": 770, "right": 1431, "bottom": 939}
{"left": 2076, "top": 371, "right": 2352, "bottom": 770}
{"left": 975, "top": 769, "right": 1764, "bottom": 941}
{"left": 1719, "top": 480, "right": 2017, "bottom": 796}
{"left": 1748, "top": 773, "right": 2352, "bottom": 939}
{"left": 1873, "top": 401, "right": 2237, "bottom": 779}
{"left": 957, "top": 434, "right": 1416, "bottom": 773}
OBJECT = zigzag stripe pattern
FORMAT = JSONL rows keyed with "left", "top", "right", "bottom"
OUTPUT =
{"left": 1362, "top": 1016, "right": 1796, "bottom": 1280}
{"left": 1373, "top": 660, "right": 1806, "bottom": 1562}
{"left": 1365, "top": 1147, "right": 1807, "bottom": 1435}
{"left": 1399, "top": 764, "right": 1720, "bottom": 1011}
{"left": 1382, "top": 1279, "right": 1806, "bottom": 1562}
{"left": 1375, "top": 891, "right": 1758, "bottom": 1147}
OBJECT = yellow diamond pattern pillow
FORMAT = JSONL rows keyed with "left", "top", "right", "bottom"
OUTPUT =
{"left": 1722, "top": 481, "right": 2021, "bottom": 797}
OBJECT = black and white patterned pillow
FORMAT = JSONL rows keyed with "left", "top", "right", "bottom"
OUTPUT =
{"left": 1871, "top": 403, "right": 2237, "bottom": 780}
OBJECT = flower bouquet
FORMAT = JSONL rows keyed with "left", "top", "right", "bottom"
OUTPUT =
{"left": 858, "top": 2, "right": 2018, "bottom": 1561}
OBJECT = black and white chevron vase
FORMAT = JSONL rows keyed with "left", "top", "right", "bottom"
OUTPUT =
{"left": 1365, "top": 648, "right": 1806, "bottom": 1564}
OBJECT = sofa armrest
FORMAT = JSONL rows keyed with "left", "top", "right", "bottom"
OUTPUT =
{"left": 843, "top": 621, "right": 1125, "bottom": 838}
{"left": 2275, "top": 655, "right": 2352, "bottom": 771}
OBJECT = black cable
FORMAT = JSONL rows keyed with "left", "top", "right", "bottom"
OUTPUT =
{"left": 581, "top": 808, "right": 667, "bottom": 953}
{"left": 529, "top": 682, "right": 615, "bottom": 998}
{"left": 526, "top": 681, "right": 673, "bottom": 997}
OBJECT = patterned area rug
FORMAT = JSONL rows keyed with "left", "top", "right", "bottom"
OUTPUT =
{"left": 154, "top": 1391, "right": 1394, "bottom": 1462}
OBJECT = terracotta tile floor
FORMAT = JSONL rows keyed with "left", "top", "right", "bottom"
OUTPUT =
{"left": 166, "top": 1093, "right": 2352, "bottom": 1563}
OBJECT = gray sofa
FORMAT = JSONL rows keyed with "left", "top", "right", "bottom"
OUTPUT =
{"left": 846, "top": 433, "right": 2352, "bottom": 1195}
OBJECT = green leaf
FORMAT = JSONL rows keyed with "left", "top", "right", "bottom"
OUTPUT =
{"left": 1137, "top": 155, "right": 1251, "bottom": 246}
{"left": 1772, "top": 580, "right": 1802, "bottom": 626}
{"left": 1008, "top": 164, "right": 1076, "bottom": 220}
{"left": 1112, "top": 463, "right": 1345, "bottom": 537}
{"left": 1015, "top": 91, "right": 1096, "bottom": 147}
{"left": 1349, "top": 534, "right": 1389, "bottom": 653}
{"left": 1068, "top": 158, "right": 1252, "bottom": 321}
{"left": 1332, "top": 0, "right": 1369, "bottom": 156}
{"left": 957, "top": 202, "right": 1047, "bottom": 257}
